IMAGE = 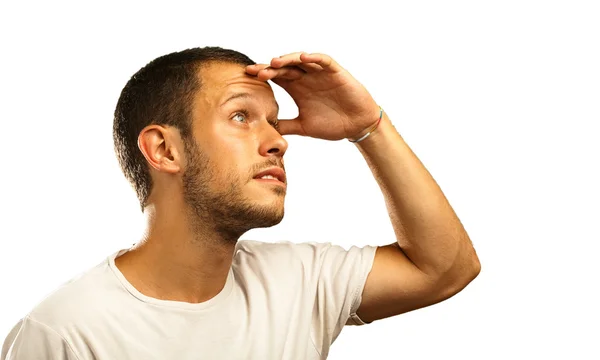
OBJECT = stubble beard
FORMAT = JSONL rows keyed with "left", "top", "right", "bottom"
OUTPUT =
{"left": 181, "top": 138, "right": 285, "bottom": 243}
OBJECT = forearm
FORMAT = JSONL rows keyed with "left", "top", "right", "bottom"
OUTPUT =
{"left": 354, "top": 111, "right": 480, "bottom": 278}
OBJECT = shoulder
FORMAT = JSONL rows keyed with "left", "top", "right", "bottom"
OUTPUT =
{"left": 24, "top": 253, "right": 123, "bottom": 331}
{"left": 2, "top": 316, "right": 80, "bottom": 360}
{"left": 235, "top": 239, "right": 376, "bottom": 259}
{"left": 234, "top": 240, "right": 332, "bottom": 265}
{"left": 235, "top": 239, "right": 351, "bottom": 254}
{"left": 234, "top": 240, "right": 376, "bottom": 274}
{"left": 3, "top": 254, "right": 123, "bottom": 357}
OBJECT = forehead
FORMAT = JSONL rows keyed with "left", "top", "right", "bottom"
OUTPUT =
{"left": 197, "top": 62, "right": 275, "bottom": 103}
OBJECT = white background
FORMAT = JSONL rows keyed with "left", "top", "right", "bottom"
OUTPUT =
{"left": 1, "top": 0, "right": 599, "bottom": 358}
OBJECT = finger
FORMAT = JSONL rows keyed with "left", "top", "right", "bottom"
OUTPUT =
{"left": 271, "top": 52, "right": 341, "bottom": 73}
{"left": 297, "top": 63, "right": 323, "bottom": 73}
{"left": 270, "top": 52, "right": 306, "bottom": 68}
{"left": 299, "top": 53, "right": 342, "bottom": 73}
{"left": 256, "top": 66, "right": 305, "bottom": 81}
{"left": 277, "top": 118, "right": 306, "bottom": 136}
{"left": 245, "top": 63, "right": 270, "bottom": 75}
{"left": 269, "top": 77, "right": 293, "bottom": 90}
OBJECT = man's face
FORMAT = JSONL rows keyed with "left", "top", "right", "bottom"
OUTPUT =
{"left": 181, "top": 61, "right": 288, "bottom": 239}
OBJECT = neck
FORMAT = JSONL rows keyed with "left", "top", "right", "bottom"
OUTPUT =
{"left": 115, "top": 200, "right": 238, "bottom": 304}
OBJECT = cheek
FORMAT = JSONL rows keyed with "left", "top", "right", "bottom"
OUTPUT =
{"left": 204, "top": 124, "right": 257, "bottom": 181}
{"left": 212, "top": 142, "right": 254, "bottom": 180}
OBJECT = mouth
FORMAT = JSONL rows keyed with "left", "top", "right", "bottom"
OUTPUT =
{"left": 253, "top": 167, "right": 286, "bottom": 186}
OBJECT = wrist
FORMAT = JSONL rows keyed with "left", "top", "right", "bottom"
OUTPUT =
{"left": 347, "top": 106, "right": 383, "bottom": 143}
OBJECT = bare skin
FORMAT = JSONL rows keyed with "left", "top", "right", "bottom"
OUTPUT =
{"left": 115, "top": 61, "right": 287, "bottom": 304}
{"left": 115, "top": 51, "right": 479, "bottom": 322}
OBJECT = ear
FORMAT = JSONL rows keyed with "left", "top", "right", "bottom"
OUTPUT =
{"left": 137, "top": 125, "right": 183, "bottom": 174}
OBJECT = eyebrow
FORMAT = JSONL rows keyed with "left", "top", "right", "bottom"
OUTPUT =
{"left": 220, "top": 92, "right": 280, "bottom": 113}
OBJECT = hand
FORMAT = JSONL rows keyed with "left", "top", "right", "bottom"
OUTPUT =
{"left": 245, "top": 52, "right": 380, "bottom": 141}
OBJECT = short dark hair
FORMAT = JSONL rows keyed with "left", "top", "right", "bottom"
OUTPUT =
{"left": 113, "top": 46, "right": 255, "bottom": 211}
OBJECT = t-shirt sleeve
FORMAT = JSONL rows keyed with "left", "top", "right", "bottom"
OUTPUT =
{"left": 310, "top": 242, "right": 378, "bottom": 351}
{"left": 2, "top": 316, "right": 81, "bottom": 360}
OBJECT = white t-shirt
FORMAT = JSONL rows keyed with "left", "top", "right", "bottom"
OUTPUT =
{"left": 2, "top": 240, "right": 377, "bottom": 359}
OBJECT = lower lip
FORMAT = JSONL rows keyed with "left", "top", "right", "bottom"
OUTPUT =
{"left": 254, "top": 178, "right": 286, "bottom": 187}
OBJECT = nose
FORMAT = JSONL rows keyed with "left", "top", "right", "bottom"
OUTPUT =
{"left": 259, "top": 121, "right": 288, "bottom": 158}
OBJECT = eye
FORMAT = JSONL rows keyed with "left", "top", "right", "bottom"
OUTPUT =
{"left": 271, "top": 119, "right": 280, "bottom": 132}
{"left": 232, "top": 110, "right": 249, "bottom": 123}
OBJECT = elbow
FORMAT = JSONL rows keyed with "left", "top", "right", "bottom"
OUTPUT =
{"left": 460, "top": 254, "right": 481, "bottom": 287}
{"left": 440, "top": 253, "right": 481, "bottom": 299}
{"left": 468, "top": 246, "right": 482, "bottom": 280}
{"left": 454, "top": 239, "right": 481, "bottom": 285}
{"left": 471, "top": 254, "right": 482, "bottom": 278}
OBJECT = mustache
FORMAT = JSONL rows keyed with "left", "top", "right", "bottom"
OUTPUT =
{"left": 252, "top": 158, "right": 285, "bottom": 175}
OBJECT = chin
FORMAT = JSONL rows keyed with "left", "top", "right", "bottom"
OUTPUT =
{"left": 252, "top": 202, "right": 285, "bottom": 227}
{"left": 249, "top": 184, "right": 286, "bottom": 204}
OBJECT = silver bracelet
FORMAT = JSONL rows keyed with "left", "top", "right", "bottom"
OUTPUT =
{"left": 348, "top": 106, "right": 383, "bottom": 143}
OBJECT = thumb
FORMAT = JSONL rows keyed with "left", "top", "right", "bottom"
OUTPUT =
{"left": 277, "top": 118, "right": 306, "bottom": 136}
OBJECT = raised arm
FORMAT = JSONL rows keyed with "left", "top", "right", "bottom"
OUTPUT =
{"left": 246, "top": 52, "right": 481, "bottom": 324}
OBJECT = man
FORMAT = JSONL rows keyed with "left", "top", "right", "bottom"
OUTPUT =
{"left": 2, "top": 47, "right": 480, "bottom": 359}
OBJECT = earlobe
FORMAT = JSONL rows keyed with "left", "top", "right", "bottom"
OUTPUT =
{"left": 138, "top": 125, "right": 181, "bottom": 174}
